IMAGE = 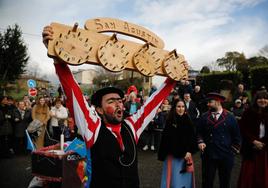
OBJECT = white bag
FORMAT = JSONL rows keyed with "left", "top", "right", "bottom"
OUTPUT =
{"left": 27, "top": 119, "right": 43, "bottom": 135}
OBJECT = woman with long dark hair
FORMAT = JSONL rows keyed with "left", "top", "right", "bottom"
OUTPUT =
{"left": 238, "top": 91, "right": 268, "bottom": 188}
{"left": 158, "top": 99, "right": 197, "bottom": 188}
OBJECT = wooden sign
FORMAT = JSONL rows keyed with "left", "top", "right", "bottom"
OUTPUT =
{"left": 47, "top": 18, "right": 188, "bottom": 81}
{"left": 85, "top": 18, "right": 165, "bottom": 49}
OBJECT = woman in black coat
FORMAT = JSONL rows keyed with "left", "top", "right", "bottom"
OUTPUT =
{"left": 238, "top": 91, "right": 268, "bottom": 188}
{"left": 158, "top": 99, "right": 197, "bottom": 188}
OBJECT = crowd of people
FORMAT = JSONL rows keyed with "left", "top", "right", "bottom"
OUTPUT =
{"left": 1, "top": 79, "right": 267, "bottom": 188}
{"left": 0, "top": 94, "right": 77, "bottom": 156}
{"left": 124, "top": 82, "right": 267, "bottom": 188}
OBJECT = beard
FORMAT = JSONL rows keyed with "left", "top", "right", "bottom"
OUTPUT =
{"left": 103, "top": 108, "right": 123, "bottom": 124}
{"left": 209, "top": 106, "right": 217, "bottom": 112}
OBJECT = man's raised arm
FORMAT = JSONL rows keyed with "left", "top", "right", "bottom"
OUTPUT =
{"left": 42, "top": 26, "right": 101, "bottom": 148}
{"left": 124, "top": 78, "right": 176, "bottom": 143}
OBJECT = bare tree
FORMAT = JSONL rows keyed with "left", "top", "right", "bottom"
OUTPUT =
{"left": 258, "top": 45, "right": 268, "bottom": 58}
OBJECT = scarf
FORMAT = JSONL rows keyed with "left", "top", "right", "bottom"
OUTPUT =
{"left": 106, "top": 123, "right": 124, "bottom": 151}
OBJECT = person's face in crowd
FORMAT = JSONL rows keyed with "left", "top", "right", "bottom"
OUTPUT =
{"left": 7, "top": 98, "right": 14, "bottom": 105}
{"left": 238, "top": 84, "right": 244, "bottom": 93}
{"left": 207, "top": 100, "right": 219, "bottom": 112}
{"left": 97, "top": 93, "right": 124, "bottom": 124}
{"left": 45, "top": 97, "right": 50, "bottom": 102}
{"left": 173, "top": 94, "right": 180, "bottom": 100}
{"left": 242, "top": 96, "right": 248, "bottom": 103}
{"left": 176, "top": 101, "right": 185, "bottom": 116}
{"left": 235, "top": 101, "right": 242, "bottom": 108}
{"left": 194, "top": 85, "right": 200, "bottom": 93}
{"left": 18, "top": 101, "right": 26, "bottom": 110}
{"left": 39, "top": 97, "right": 46, "bottom": 106}
{"left": 184, "top": 93, "right": 191, "bottom": 102}
{"left": 163, "top": 99, "right": 169, "bottom": 105}
{"left": 23, "top": 95, "right": 30, "bottom": 101}
{"left": 256, "top": 97, "right": 268, "bottom": 108}
{"left": 129, "top": 93, "right": 136, "bottom": 103}
{"left": 25, "top": 101, "right": 31, "bottom": 109}
{"left": 180, "top": 80, "right": 186, "bottom": 85}
{"left": 55, "top": 101, "right": 62, "bottom": 108}
{"left": 1, "top": 97, "right": 8, "bottom": 105}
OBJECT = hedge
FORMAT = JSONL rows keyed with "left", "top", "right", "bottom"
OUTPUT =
{"left": 196, "top": 71, "right": 243, "bottom": 94}
{"left": 250, "top": 65, "right": 268, "bottom": 93}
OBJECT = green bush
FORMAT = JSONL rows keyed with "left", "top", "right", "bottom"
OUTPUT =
{"left": 196, "top": 71, "right": 243, "bottom": 94}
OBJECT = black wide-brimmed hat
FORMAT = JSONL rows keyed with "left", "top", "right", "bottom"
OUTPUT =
{"left": 91, "top": 87, "right": 124, "bottom": 107}
{"left": 206, "top": 92, "right": 226, "bottom": 102}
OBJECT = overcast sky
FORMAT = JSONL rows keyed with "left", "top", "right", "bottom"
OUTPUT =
{"left": 0, "top": 0, "right": 268, "bottom": 86}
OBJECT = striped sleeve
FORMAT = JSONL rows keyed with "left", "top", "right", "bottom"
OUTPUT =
{"left": 124, "top": 78, "right": 176, "bottom": 143}
{"left": 54, "top": 63, "right": 101, "bottom": 148}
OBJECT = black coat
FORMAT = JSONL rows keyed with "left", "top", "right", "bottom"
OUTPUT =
{"left": 185, "top": 100, "right": 199, "bottom": 122}
{"left": 13, "top": 108, "right": 32, "bottom": 137}
{"left": 192, "top": 91, "right": 207, "bottom": 114}
{"left": 90, "top": 122, "right": 139, "bottom": 188}
{"left": 158, "top": 113, "right": 197, "bottom": 161}
{"left": 0, "top": 104, "right": 15, "bottom": 136}
{"left": 239, "top": 107, "right": 268, "bottom": 159}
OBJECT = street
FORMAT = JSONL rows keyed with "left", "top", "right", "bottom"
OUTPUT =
{"left": 0, "top": 149, "right": 241, "bottom": 188}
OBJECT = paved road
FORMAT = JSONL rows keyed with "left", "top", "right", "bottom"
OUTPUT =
{"left": 0, "top": 153, "right": 33, "bottom": 188}
{"left": 0, "top": 150, "right": 241, "bottom": 188}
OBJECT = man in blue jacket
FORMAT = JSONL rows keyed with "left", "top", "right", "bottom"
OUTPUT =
{"left": 197, "top": 92, "right": 241, "bottom": 188}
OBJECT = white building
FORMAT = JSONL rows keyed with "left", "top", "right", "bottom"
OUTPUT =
{"left": 72, "top": 69, "right": 98, "bottom": 85}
